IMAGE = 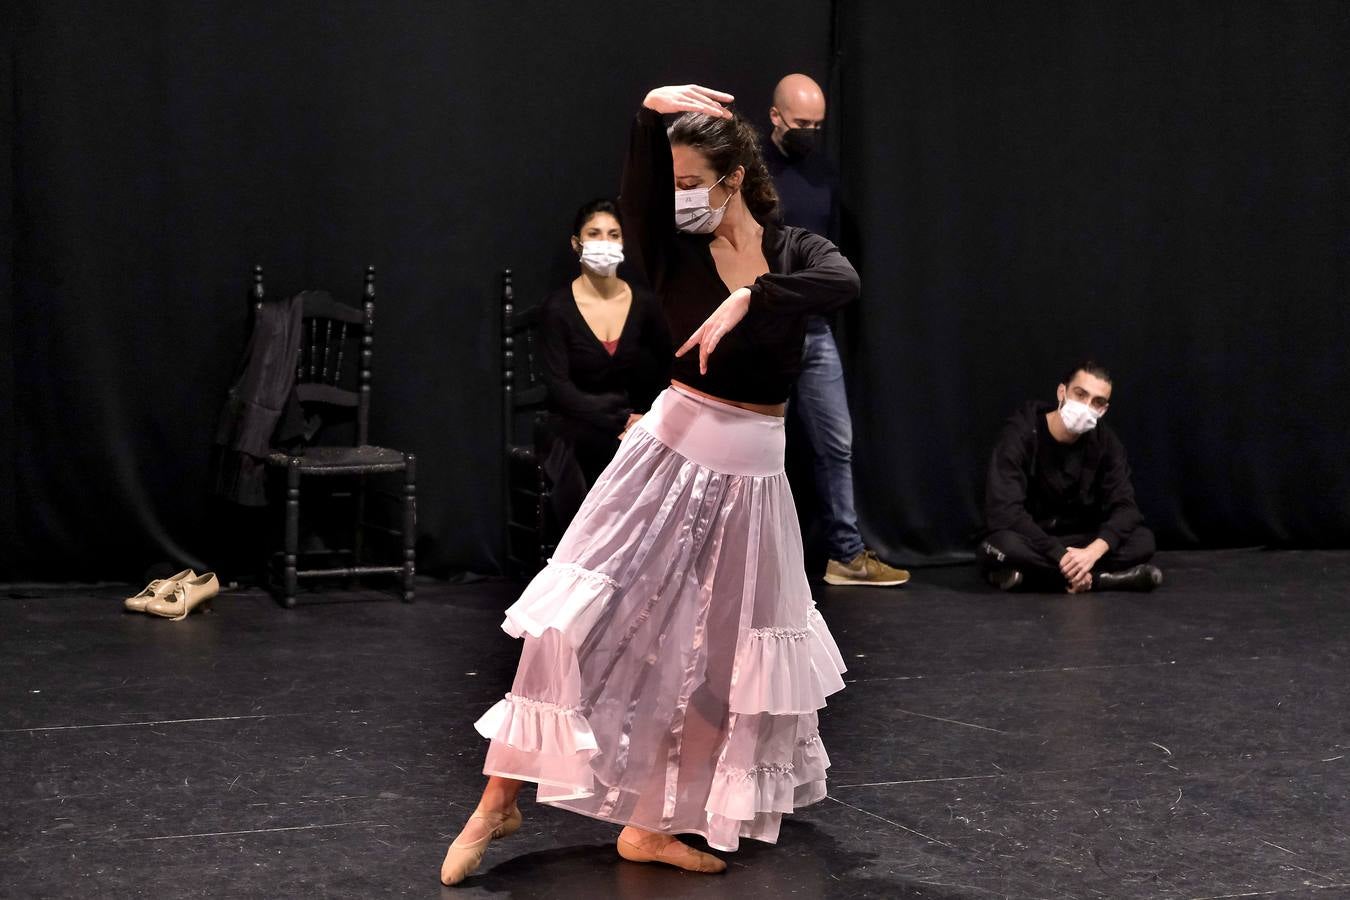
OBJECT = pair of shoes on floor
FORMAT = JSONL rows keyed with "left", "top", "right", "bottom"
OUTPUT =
{"left": 440, "top": 805, "right": 522, "bottom": 886}
{"left": 123, "top": 570, "right": 219, "bottom": 620}
{"left": 984, "top": 565, "right": 1163, "bottom": 593}
{"left": 824, "top": 549, "right": 911, "bottom": 587}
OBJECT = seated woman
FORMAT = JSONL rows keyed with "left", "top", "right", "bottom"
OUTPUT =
{"left": 539, "top": 198, "right": 672, "bottom": 526}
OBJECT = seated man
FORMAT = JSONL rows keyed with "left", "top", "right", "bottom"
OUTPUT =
{"left": 979, "top": 362, "right": 1162, "bottom": 593}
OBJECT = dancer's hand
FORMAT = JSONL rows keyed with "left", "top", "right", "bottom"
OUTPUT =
{"left": 676, "top": 288, "right": 751, "bottom": 375}
{"left": 618, "top": 413, "right": 642, "bottom": 440}
{"left": 643, "top": 85, "right": 734, "bottom": 119}
{"left": 1065, "top": 571, "right": 1093, "bottom": 594}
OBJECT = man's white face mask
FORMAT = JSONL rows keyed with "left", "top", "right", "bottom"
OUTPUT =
{"left": 1059, "top": 398, "right": 1100, "bottom": 435}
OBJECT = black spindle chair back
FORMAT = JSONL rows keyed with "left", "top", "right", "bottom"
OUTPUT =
{"left": 292, "top": 271, "right": 374, "bottom": 447}
{"left": 501, "top": 268, "right": 552, "bottom": 574}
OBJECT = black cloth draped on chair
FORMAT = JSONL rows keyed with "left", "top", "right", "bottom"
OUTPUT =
{"left": 212, "top": 293, "right": 308, "bottom": 506}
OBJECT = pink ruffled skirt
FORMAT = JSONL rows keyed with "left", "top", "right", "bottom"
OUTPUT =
{"left": 475, "top": 385, "right": 846, "bottom": 852}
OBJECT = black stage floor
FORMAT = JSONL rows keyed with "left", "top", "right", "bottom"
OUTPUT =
{"left": 3, "top": 550, "right": 1348, "bottom": 899}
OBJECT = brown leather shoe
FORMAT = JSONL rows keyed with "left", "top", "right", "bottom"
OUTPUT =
{"left": 824, "top": 550, "right": 911, "bottom": 587}
{"left": 145, "top": 572, "right": 220, "bottom": 620}
{"left": 124, "top": 569, "right": 196, "bottom": 613}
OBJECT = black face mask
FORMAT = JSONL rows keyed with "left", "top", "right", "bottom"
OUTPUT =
{"left": 780, "top": 127, "right": 821, "bottom": 161}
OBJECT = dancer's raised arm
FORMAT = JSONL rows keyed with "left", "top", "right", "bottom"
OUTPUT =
{"left": 619, "top": 85, "right": 733, "bottom": 284}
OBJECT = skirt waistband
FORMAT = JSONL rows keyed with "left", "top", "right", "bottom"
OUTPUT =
{"left": 638, "top": 386, "right": 785, "bottom": 477}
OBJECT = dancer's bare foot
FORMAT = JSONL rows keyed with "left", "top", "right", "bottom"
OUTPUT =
{"left": 440, "top": 804, "right": 522, "bottom": 886}
{"left": 616, "top": 825, "right": 727, "bottom": 873}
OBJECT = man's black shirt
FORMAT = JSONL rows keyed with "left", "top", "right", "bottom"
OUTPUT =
{"left": 762, "top": 137, "right": 839, "bottom": 240}
{"left": 984, "top": 401, "right": 1146, "bottom": 563}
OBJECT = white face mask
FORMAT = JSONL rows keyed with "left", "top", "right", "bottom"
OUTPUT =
{"left": 579, "top": 240, "right": 624, "bottom": 277}
{"left": 674, "top": 175, "right": 731, "bottom": 234}
{"left": 1058, "top": 398, "right": 1101, "bottom": 435}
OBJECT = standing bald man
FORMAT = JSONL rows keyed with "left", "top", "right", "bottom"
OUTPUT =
{"left": 766, "top": 74, "right": 910, "bottom": 588}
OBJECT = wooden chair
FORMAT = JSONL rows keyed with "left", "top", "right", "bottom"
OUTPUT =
{"left": 500, "top": 268, "right": 554, "bottom": 576}
{"left": 254, "top": 265, "right": 416, "bottom": 607}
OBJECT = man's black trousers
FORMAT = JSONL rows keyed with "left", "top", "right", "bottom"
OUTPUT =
{"left": 979, "top": 527, "right": 1156, "bottom": 588}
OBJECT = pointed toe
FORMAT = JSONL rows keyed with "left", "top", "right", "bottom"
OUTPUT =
{"left": 439, "top": 806, "right": 521, "bottom": 886}
{"left": 617, "top": 835, "right": 726, "bottom": 874}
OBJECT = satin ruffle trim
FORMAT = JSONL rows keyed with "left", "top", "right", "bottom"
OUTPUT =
{"left": 477, "top": 694, "right": 834, "bottom": 848}
{"left": 499, "top": 559, "right": 617, "bottom": 647}
{"left": 705, "top": 732, "right": 833, "bottom": 822}
{"left": 729, "top": 607, "right": 848, "bottom": 715}
{"left": 501, "top": 560, "right": 847, "bottom": 718}
{"left": 474, "top": 692, "right": 599, "bottom": 757}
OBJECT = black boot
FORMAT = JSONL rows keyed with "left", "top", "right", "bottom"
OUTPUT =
{"left": 1094, "top": 564, "right": 1163, "bottom": 592}
{"left": 984, "top": 567, "right": 1023, "bottom": 591}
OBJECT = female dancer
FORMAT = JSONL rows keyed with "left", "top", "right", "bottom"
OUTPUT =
{"left": 539, "top": 199, "right": 671, "bottom": 526}
{"left": 441, "top": 84, "right": 857, "bottom": 885}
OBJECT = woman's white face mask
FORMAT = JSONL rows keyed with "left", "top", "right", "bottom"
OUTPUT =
{"left": 579, "top": 240, "right": 624, "bottom": 277}
{"left": 674, "top": 175, "right": 731, "bottom": 234}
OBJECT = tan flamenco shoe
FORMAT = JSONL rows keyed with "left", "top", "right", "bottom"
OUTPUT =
{"left": 124, "top": 569, "right": 196, "bottom": 613}
{"left": 439, "top": 805, "right": 522, "bottom": 886}
{"left": 145, "top": 572, "right": 220, "bottom": 620}
{"left": 616, "top": 831, "right": 727, "bottom": 874}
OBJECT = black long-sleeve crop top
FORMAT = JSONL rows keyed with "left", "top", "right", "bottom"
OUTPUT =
{"left": 619, "top": 107, "right": 860, "bottom": 404}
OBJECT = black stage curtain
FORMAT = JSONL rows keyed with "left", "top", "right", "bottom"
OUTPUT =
{"left": 1, "top": 6, "right": 17, "bottom": 573}
{"left": 835, "top": 1, "right": 1350, "bottom": 562}
{"left": 4, "top": 2, "right": 1348, "bottom": 582}
{"left": 1, "top": 1, "right": 830, "bottom": 581}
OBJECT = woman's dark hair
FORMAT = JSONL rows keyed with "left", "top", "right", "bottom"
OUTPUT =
{"left": 573, "top": 198, "right": 622, "bottom": 237}
{"left": 668, "top": 111, "right": 780, "bottom": 223}
{"left": 1062, "top": 360, "right": 1113, "bottom": 385}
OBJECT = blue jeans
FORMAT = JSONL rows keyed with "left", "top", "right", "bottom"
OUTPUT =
{"left": 792, "top": 318, "right": 865, "bottom": 562}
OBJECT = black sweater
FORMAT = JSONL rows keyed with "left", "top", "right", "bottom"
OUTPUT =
{"left": 620, "top": 107, "right": 860, "bottom": 404}
{"left": 762, "top": 138, "right": 839, "bottom": 240}
{"left": 984, "top": 401, "right": 1145, "bottom": 562}
{"left": 539, "top": 283, "right": 671, "bottom": 436}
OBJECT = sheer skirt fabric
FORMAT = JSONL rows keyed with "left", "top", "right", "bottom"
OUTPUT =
{"left": 476, "top": 385, "right": 846, "bottom": 852}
